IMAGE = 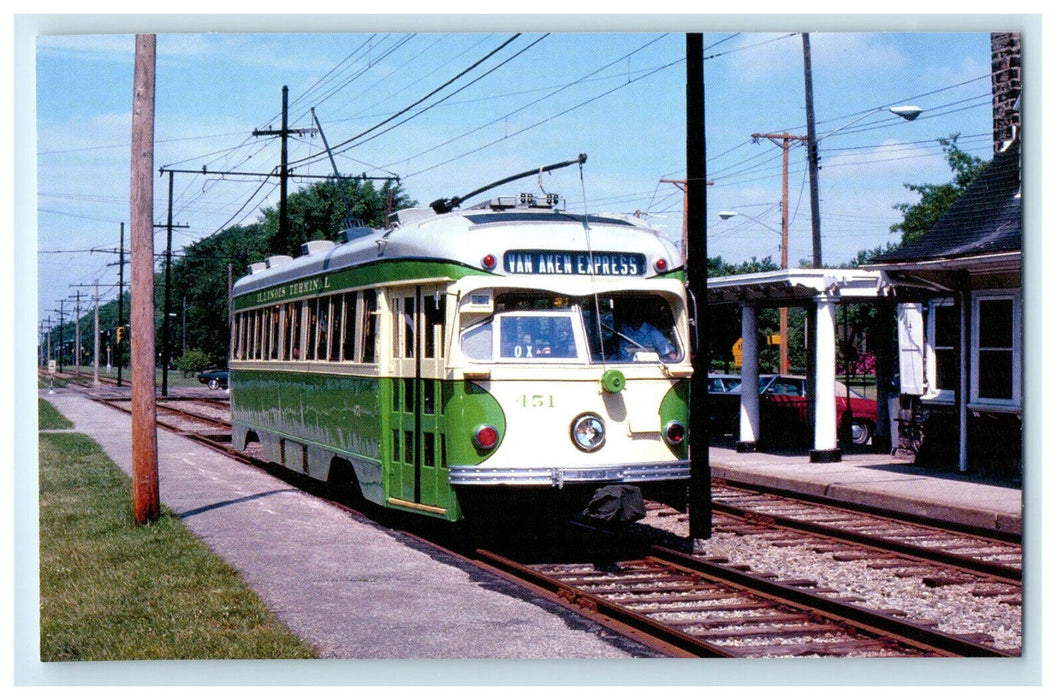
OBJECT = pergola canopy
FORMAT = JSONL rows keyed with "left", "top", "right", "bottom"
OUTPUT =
{"left": 705, "top": 268, "right": 894, "bottom": 304}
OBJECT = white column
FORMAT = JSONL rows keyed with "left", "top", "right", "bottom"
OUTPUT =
{"left": 738, "top": 302, "right": 759, "bottom": 450}
{"left": 812, "top": 295, "right": 840, "bottom": 460}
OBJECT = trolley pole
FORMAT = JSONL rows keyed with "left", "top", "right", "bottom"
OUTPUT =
{"left": 130, "top": 33, "right": 160, "bottom": 526}
{"left": 686, "top": 33, "right": 712, "bottom": 540}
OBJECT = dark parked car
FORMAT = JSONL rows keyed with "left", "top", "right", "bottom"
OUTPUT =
{"left": 707, "top": 374, "right": 879, "bottom": 445}
{"left": 197, "top": 368, "right": 229, "bottom": 390}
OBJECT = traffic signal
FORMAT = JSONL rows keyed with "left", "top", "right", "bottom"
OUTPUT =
{"left": 116, "top": 326, "right": 125, "bottom": 344}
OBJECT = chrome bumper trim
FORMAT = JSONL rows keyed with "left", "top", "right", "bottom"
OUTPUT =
{"left": 449, "top": 460, "right": 690, "bottom": 487}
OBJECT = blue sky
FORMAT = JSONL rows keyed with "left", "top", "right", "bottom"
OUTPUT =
{"left": 28, "top": 20, "right": 1003, "bottom": 330}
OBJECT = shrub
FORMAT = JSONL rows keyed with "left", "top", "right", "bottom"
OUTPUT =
{"left": 175, "top": 348, "right": 213, "bottom": 377}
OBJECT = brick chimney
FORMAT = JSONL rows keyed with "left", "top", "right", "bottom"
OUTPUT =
{"left": 991, "top": 33, "right": 1022, "bottom": 153}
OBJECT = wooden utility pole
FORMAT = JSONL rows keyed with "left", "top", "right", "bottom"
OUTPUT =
{"left": 660, "top": 177, "right": 713, "bottom": 264}
{"left": 130, "top": 33, "right": 160, "bottom": 525}
{"left": 752, "top": 131, "right": 805, "bottom": 375}
{"left": 253, "top": 86, "right": 317, "bottom": 242}
{"left": 94, "top": 280, "right": 100, "bottom": 386}
{"left": 686, "top": 33, "right": 712, "bottom": 540}
{"left": 73, "top": 290, "right": 81, "bottom": 377}
{"left": 116, "top": 222, "right": 125, "bottom": 387}
{"left": 802, "top": 33, "right": 823, "bottom": 268}
{"left": 55, "top": 300, "right": 65, "bottom": 373}
{"left": 157, "top": 170, "right": 189, "bottom": 397}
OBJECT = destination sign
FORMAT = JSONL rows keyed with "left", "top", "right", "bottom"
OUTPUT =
{"left": 503, "top": 249, "right": 646, "bottom": 277}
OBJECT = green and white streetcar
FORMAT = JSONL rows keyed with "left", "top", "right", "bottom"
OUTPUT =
{"left": 230, "top": 164, "right": 692, "bottom": 524}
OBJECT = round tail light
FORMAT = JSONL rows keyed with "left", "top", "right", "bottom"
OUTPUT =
{"left": 473, "top": 424, "right": 499, "bottom": 450}
{"left": 664, "top": 421, "right": 685, "bottom": 446}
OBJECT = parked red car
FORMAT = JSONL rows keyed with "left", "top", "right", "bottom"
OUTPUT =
{"left": 707, "top": 374, "right": 879, "bottom": 445}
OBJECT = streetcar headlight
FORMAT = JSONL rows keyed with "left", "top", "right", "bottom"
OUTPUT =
{"left": 473, "top": 424, "right": 499, "bottom": 451}
{"left": 664, "top": 421, "right": 686, "bottom": 446}
{"left": 571, "top": 413, "right": 606, "bottom": 452}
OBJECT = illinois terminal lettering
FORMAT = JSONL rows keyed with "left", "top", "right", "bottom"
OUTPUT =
{"left": 253, "top": 277, "right": 329, "bottom": 305}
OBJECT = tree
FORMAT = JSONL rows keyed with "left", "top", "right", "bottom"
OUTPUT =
{"left": 260, "top": 179, "right": 413, "bottom": 258}
{"left": 701, "top": 256, "right": 797, "bottom": 371}
{"left": 890, "top": 134, "right": 987, "bottom": 246}
{"left": 165, "top": 179, "right": 412, "bottom": 366}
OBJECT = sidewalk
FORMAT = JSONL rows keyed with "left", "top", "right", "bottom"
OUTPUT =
{"left": 37, "top": 387, "right": 652, "bottom": 661}
{"left": 708, "top": 441, "right": 1023, "bottom": 536}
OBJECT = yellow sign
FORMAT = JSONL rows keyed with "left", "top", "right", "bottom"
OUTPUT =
{"left": 766, "top": 333, "right": 780, "bottom": 346}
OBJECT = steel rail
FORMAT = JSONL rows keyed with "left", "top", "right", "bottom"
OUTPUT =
{"left": 711, "top": 476, "right": 1022, "bottom": 545}
{"left": 473, "top": 548, "right": 736, "bottom": 658}
{"left": 710, "top": 498, "right": 1022, "bottom": 584}
{"left": 649, "top": 545, "right": 1014, "bottom": 658}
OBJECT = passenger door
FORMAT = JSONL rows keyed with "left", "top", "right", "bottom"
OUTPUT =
{"left": 387, "top": 285, "right": 449, "bottom": 515}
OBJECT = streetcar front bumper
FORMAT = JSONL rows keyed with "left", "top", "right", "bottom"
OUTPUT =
{"left": 448, "top": 460, "right": 690, "bottom": 488}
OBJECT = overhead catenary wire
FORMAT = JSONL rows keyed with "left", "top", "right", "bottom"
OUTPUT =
{"left": 287, "top": 33, "right": 528, "bottom": 170}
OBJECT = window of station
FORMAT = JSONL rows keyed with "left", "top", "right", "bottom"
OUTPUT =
{"left": 927, "top": 299, "right": 958, "bottom": 400}
{"left": 972, "top": 291, "right": 1021, "bottom": 407}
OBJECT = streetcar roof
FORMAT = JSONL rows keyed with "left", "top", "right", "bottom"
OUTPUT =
{"left": 232, "top": 202, "right": 684, "bottom": 300}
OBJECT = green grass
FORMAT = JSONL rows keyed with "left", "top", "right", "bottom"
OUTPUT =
{"left": 38, "top": 399, "right": 73, "bottom": 430}
{"left": 40, "top": 365, "right": 203, "bottom": 388}
{"left": 38, "top": 432, "right": 317, "bottom": 661}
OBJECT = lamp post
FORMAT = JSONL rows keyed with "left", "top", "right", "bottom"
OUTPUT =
{"left": 806, "top": 104, "right": 922, "bottom": 265}
{"left": 719, "top": 209, "right": 790, "bottom": 373}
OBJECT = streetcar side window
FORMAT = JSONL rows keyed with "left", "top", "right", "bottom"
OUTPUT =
{"left": 290, "top": 301, "right": 303, "bottom": 360}
{"left": 460, "top": 320, "right": 493, "bottom": 361}
{"left": 269, "top": 305, "right": 281, "bottom": 360}
{"left": 403, "top": 297, "right": 416, "bottom": 359}
{"left": 329, "top": 295, "right": 343, "bottom": 362}
{"left": 276, "top": 305, "right": 288, "bottom": 361}
{"left": 253, "top": 310, "right": 262, "bottom": 360}
{"left": 424, "top": 292, "right": 445, "bottom": 359}
{"left": 362, "top": 292, "right": 378, "bottom": 363}
{"left": 342, "top": 291, "right": 358, "bottom": 362}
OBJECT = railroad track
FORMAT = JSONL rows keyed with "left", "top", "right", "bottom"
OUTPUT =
{"left": 51, "top": 377, "right": 1023, "bottom": 658}
{"left": 708, "top": 479, "right": 1022, "bottom": 583}
{"left": 472, "top": 546, "right": 1012, "bottom": 658}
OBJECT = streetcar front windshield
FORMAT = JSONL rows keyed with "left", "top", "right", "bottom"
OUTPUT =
{"left": 459, "top": 290, "right": 683, "bottom": 364}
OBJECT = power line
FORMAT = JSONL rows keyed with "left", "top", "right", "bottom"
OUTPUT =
{"left": 288, "top": 33, "right": 527, "bottom": 169}
{"left": 298, "top": 34, "right": 552, "bottom": 171}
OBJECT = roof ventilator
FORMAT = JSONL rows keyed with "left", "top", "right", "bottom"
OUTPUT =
{"left": 301, "top": 240, "right": 336, "bottom": 257}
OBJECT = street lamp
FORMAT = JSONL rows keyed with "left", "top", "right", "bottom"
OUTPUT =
{"left": 718, "top": 210, "right": 782, "bottom": 236}
{"left": 807, "top": 104, "right": 922, "bottom": 266}
{"left": 817, "top": 104, "right": 923, "bottom": 142}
